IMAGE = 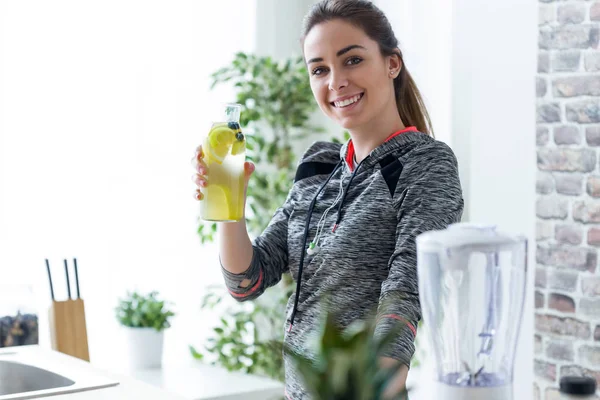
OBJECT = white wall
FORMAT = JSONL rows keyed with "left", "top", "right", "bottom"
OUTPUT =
{"left": 379, "top": 0, "right": 537, "bottom": 398}
{"left": 0, "top": 0, "right": 256, "bottom": 371}
{"left": 376, "top": 0, "right": 453, "bottom": 145}
{"left": 451, "top": 0, "right": 537, "bottom": 398}
{"left": 255, "top": 0, "right": 312, "bottom": 60}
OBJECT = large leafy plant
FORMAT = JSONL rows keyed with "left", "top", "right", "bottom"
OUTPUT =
{"left": 285, "top": 307, "right": 409, "bottom": 400}
{"left": 115, "top": 291, "right": 175, "bottom": 332}
{"left": 197, "top": 52, "right": 324, "bottom": 244}
{"left": 193, "top": 53, "right": 334, "bottom": 381}
{"left": 190, "top": 283, "right": 289, "bottom": 381}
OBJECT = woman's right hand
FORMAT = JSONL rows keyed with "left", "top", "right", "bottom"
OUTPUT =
{"left": 191, "top": 144, "right": 255, "bottom": 201}
{"left": 192, "top": 144, "right": 255, "bottom": 277}
{"left": 192, "top": 145, "right": 209, "bottom": 201}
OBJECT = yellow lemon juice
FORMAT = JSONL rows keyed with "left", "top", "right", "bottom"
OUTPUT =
{"left": 200, "top": 121, "right": 246, "bottom": 222}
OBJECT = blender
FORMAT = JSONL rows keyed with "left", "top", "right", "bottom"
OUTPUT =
{"left": 416, "top": 223, "right": 527, "bottom": 400}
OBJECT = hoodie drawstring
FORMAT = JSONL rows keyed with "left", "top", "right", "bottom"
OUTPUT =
{"left": 288, "top": 158, "right": 363, "bottom": 330}
{"left": 332, "top": 161, "right": 362, "bottom": 232}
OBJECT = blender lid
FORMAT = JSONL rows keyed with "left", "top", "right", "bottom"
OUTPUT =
{"left": 416, "top": 222, "right": 526, "bottom": 252}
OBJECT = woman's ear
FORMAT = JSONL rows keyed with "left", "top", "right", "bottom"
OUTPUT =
{"left": 388, "top": 50, "right": 403, "bottom": 78}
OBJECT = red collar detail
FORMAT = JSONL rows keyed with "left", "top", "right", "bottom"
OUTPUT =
{"left": 345, "top": 126, "right": 418, "bottom": 171}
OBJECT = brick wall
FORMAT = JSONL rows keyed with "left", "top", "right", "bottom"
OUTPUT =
{"left": 536, "top": 1, "right": 600, "bottom": 398}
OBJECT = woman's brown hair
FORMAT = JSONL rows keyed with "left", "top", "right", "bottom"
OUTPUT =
{"left": 301, "top": 0, "right": 434, "bottom": 136}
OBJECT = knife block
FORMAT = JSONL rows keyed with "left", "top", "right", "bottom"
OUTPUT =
{"left": 48, "top": 298, "right": 90, "bottom": 361}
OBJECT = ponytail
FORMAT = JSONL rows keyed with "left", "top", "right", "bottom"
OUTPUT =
{"left": 394, "top": 58, "right": 434, "bottom": 136}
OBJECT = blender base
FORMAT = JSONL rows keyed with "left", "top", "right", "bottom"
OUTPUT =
{"left": 436, "top": 383, "right": 512, "bottom": 400}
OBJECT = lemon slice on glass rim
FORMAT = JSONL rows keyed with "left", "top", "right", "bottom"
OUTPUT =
{"left": 206, "top": 125, "right": 235, "bottom": 164}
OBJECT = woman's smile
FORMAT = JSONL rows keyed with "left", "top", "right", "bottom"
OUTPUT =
{"left": 330, "top": 92, "right": 365, "bottom": 111}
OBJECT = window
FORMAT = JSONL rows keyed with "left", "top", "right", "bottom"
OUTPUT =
{"left": 0, "top": 0, "right": 256, "bottom": 369}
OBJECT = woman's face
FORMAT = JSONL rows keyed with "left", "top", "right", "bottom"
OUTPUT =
{"left": 303, "top": 19, "right": 400, "bottom": 131}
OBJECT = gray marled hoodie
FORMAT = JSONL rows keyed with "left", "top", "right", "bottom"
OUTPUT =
{"left": 221, "top": 127, "right": 464, "bottom": 399}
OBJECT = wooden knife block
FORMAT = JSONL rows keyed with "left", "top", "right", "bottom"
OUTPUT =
{"left": 48, "top": 299, "right": 90, "bottom": 361}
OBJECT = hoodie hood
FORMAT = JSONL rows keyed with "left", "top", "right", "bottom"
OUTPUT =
{"left": 285, "top": 126, "right": 436, "bottom": 330}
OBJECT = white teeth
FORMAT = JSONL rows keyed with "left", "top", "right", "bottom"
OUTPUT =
{"left": 334, "top": 94, "right": 362, "bottom": 108}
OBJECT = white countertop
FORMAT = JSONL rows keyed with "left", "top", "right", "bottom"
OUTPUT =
{"left": 0, "top": 345, "right": 285, "bottom": 400}
{"left": 0, "top": 346, "right": 186, "bottom": 400}
{"left": 130, "top": 360, "right": 433, "bottom": 400}
{"left": 129, "top": 362, "right": 284, "bottom": 400}
{"left": 49, "top": 372, "right": 186, "bottom": 400}
{"left": 0, "top": 345, "right": 440, "bottom": 400}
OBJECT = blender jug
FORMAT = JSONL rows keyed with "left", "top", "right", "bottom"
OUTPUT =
{"left": 416, "top": 223, "right": 527, "bottom": 400}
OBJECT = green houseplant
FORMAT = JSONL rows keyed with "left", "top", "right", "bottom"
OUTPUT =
{"left": 116, "top": 291, "right": 175, "bottom": 331}
{"left": 197, "top": 52, "right": 326, "bottom": 244}
{"left": 192, "top": 52, "right": 333, "bottom": 382}
{"left": 116, "top": 291, "right": 175, "bottom": 368}
{"left": 284, "top": 307, "right": 410, "bottom": 400}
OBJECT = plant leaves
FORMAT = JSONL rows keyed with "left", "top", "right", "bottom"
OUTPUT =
{"left": 115, "top": 291, "right": 175, "bottom": 332}
{"left": 192, "top": 51, "right": 344, "bottom": 384}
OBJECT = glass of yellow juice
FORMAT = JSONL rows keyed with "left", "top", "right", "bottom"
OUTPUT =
{"left": 199, "top": 103, "right": 246, "bottom": 222}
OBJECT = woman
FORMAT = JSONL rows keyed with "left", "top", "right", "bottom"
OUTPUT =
{"left": 192, "top": 0, "right": 463, "bottom": 398}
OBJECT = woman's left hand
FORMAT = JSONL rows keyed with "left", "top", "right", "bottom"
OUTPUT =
{"left": 379, "top": 357, "right": 409, "bottom": 399}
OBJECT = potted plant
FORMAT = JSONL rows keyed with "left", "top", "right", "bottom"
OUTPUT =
{"left": 284, "top": 308, "right": 410, "bottom": 400}
{"left": 115, "top": 291, "right": 175, "bottom": 369}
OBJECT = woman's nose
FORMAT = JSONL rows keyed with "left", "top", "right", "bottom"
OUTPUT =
{"left": 328, "top": 70, "right": 348, "bottom": 91}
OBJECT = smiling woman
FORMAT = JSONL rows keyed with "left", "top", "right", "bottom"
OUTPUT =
{"left": 306, "top": 43, "right": 369, "bottom": 111}
{"left": 302, "top": 7, "right": 433, "bottom": 164}
{"left": 304, "top": 27, "right": 401, "bottom": 138}
{"left": 193, "top": 0, "right": 464, "bottom": 399}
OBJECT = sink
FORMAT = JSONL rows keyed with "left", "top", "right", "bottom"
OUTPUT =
{"left": 0, "top": 346, "right": 119, "bottom": 399}
{"left": 0, "top": 360, "right": 75, "bottom": 395}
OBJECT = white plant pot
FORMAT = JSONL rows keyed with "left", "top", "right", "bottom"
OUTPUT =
{"left": 123, "top": 326, "right": 164, "bottom": 369}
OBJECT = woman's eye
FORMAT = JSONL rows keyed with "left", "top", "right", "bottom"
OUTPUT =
{"left": 312, "top": 67, "right": 327, "bottom": 76}
{"left": 311, "top": 58, "right": 361, "bottom": 76}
